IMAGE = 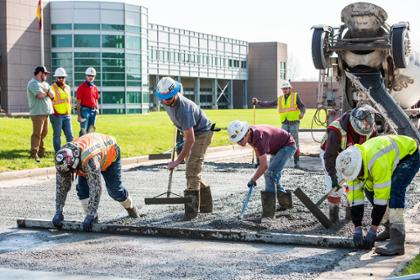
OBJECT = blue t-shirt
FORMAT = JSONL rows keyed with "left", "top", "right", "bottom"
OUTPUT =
{"left": 163, "top": 94, "right": 211, "bottom": 135}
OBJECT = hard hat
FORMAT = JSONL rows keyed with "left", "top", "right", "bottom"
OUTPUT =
{"left": 350, "top": 105, "right": 375, "bottom": 136}
{"left": 85, "top": 67, "right": 96, "bottom": 76}
{"left": 155, "top": 77, "right": 182, "bottom": 100}
{"left": 55, "top": 144, "right": 80, "bottom": 173}
{"left": 53, "top": 67, "right": 67, "bottom": 77}
{"left": 227, "top": 120, "right": 250, "bottom": 143}
{"left": 336, "top": 146, "right": 362, "bottom": 181}
{"left": 280, "top": 80, "right": 292, "bottom": 89}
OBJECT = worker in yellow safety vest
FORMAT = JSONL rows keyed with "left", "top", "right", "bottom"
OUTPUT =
{"left": 50, "top": 67, "right": 74, "bottom": 153}
{"left": 336, "top": 135, "right": 420, "bottom": 255}
{"left": 252, "top": 80, "right": 305, "bottom": 168}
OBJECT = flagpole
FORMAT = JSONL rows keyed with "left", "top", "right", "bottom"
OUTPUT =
{"left": 40, "top": 0, "right": 44, "bottom": 65}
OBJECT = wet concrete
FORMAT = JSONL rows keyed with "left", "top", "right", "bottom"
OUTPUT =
{"left": 0, "top": 151, "right": 419, "bottom": 279}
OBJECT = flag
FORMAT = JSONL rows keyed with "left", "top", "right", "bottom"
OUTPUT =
{"left": 36, "top": 0, "right": 42, "bottom": 32}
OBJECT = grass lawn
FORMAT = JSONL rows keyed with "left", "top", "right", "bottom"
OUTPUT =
{"left": 402, "top": 254, "right": 420, "bottom": 275}
{"left": 0, "top": 108, "right": 326, "bottom": 172}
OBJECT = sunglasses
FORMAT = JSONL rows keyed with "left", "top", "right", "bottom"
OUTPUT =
{"left": 57, "top": 77, "right": 65, "bottom": 79}
{"left": 87, "top": 75, "right": 95, "bottom": 78}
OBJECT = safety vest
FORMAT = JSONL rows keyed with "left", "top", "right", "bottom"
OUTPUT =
{"left": 51, "top": 82, "right": 71, "bottom": 115}
{"left": 347, "top": 135, "right": 418, "bottom": 207}
{"left": 320, "top": 120, "right": 371, "bottom": 151}
{"left": 74, "top": 133, "right": 118, "bottom": 172}
{"left": 277, "top": 92, "right": 301, "bottom": 123}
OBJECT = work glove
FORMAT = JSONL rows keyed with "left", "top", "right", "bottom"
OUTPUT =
{"left": 52, "top": 211, "right": 64, "bottom": 230}
{"left": 247, "top": 179, "right": 257, "bottom": 189}
{"left": 82, "top": 215, "right": 97, "bottom": 232}
{"left": 353, "top": 227, "right": 364, "bottom": 249}
{"left": 363, "top": 228, "right": 377, "bottom": 249}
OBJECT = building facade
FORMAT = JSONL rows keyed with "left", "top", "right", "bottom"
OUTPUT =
{"left": 0, "top": 0, "right": 290, "bottom": 114}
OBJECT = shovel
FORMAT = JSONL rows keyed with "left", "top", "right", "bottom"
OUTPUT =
{"left": 144, "top": 127, "right": 193, "bottom": 205}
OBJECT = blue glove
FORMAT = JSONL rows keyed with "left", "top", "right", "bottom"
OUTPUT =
{"left": 82, "top": 215, "right": 97, "bottom": 232}
{"left": 353, "top": 227, "right": 364, "bottom": 249}
{"left": 364, "top": 228, "right": 377, "bottom": 249}
{"left": 247, "top": 179, "right": 257, "bottom": 189}
{"left": 52, "top": 211, "right": 64, "bottom": 229}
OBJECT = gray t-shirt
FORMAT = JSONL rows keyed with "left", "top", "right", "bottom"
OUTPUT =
{"left": 163, "top": 94, "right": 211, "bottom": 135}
{"left": 27, "top": 78, "right": 54, "bottom": 115}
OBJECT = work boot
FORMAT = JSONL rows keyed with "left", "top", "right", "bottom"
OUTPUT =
{"left": 376, "top": 221, "right": 390, "bottom": 241}
{"left": 345, "top": 206, "right": 352, "bottom": 221}
{"left": 294, "top": 160, "right": 301, "bottom": 169}
{"left": 329, "top": 204, "right": 339, "bottom": 224}
{"left": 80, "top": 198, "right": 98, "bottom": 222}
{"left": 375, "top": 223, "right": 405, "bottom": 256}
{"left": 38, "top": 149, "right": 46, "bottom": 158}
{"left": 184, "top": 190, "right": 199, "bottom": 221}
{"left": 277, "top": 190, "right": 292, "bottom": 211}
{"left": 120, "top": 195, "right": 140, "bottom": 218}
{"left": 261, "top": 191, "right": 276, "bottom": 220}
{"left": 30, "top": 152, "right": 40, "bottom": 162}
{"left": 199, "top": 183, "right": 213, "bottom": 213}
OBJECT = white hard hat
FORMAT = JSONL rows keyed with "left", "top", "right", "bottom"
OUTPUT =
{"left": 155, "top": 77, "right": 182, "bottom": 100}
{"left": 85, "top": 67, "right": 96, "bottom": 76}
{"left": 280, "top": 80, "right": 292, "bottom": 89}
{"left": 227, "top": 120, "right": 250, "bottom": 143}
{"left": 350, "top": 105, "right": 375, "bottom": 136}
{"left": 53, "top": 67, "right": 67, "bottom": 77}
{"left": 336, "top": 146, "right": 363, "bottom": 181}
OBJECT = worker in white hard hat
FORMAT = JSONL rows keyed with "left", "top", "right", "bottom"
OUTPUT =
{"left": 336, "top": 135, "right": 419, "bottom": 255}
{"left": 155, "top": 76, "right": 218, "bottom": 221}
{"left": 50, "top": 67, "right": 74, "bottom": 153}
{"left": 76, "top": 67, "right": 99, "bottom": 136}
{"left": 52, "top": 133, "right": 139, "bottom": 232}
{"left": 228, "top": 120, "right": 296, "bottom": 221}
{"left": 320, "top": 105, "right": 378, "bottom": 224}
{"left": 252, "top": 80, "right": 305, "bottom": 168}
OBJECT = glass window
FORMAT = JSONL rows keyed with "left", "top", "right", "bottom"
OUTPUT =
{"left": 103, "top": 108, "right": 125, "bottom": 114}
{"left": 126, "top": 25, "right": 140, "bottom": 34}
{"left": 102, "top": 35, "right": 125, "bottom": 48}
{"left": 74, "top": 24, "right": 100, "bottom": 30}
{"left": 126, "top": 35, "right": 140, "bottom": 49}
{"left": 103, "top": 66, "right": 125, "bottom": 72}
{"left": 52, "top": 52, "right": 72, "bottom": 59}
{"left": 102, "top": 59, "right": 125, "bottom": 67}
{"left": 74, "top": 58, "right": 100, "bottom": 66}
{"left": 52, "top": 35, "right": 72, "bottom": 48}
{"left": 102, "top": 52, "right": 124, "bottom": 59}
{"left": 101, "top": 24, "right": 124, "bottom": 31}
{"left": 127, "top": 81, "right": 141, "bottom": 86}
{"left": 102, "top": 73, "right": 125, "bottom": 80}
{"left": 102, "top": 80, "right": 125, "bottom": 86}
{"left": 52, "top": 24, "right": 72, "bottom": 30}
{"left": 74, "top": 52, "right": 100, "bottom": 58}
{"left": 74, "top": 35, "right": 100, "bottom": 48}
{"left": 127, "top": 91, "right": 141, "bottom": 103}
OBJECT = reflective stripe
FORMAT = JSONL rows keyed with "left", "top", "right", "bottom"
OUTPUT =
{"left": 350, "top": 199, "right": 364, "bottom": 206}
{"left": 349, "top": 181, "right": 364, "bottom": 191}
{"left": 374, "top": 181, "right": 391, "bottom": 189}
{"left": 368, "top": 137, "right": 400, "bottom": 172}
{"left": 374, "top": 198, "right": 388, "bottom": 206}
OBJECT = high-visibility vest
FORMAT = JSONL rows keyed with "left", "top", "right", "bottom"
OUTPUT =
{"left": 320, "top": 120, "right": 371, "bottom": 151}
{"left": 347, "top": 135, "right": 418, "bottom": 207}
{"left": 51, "top": 82, "right": 71, "bottom": 115}
{"left": 74, "top": 133, "right": 118, "bottom": 172}
{"left": 277, "top": 92, "right": 301, "bottom": 123}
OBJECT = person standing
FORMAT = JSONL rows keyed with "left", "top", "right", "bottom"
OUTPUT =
{"left": 228, "top": 120, "right": 296, "bottom": 221}
{"left": 76, "top": 67, "right": 99, "bottom": 136}
{"left": 50, "top": 67, "right": 74, "bottom": 153}
{"left": 26, "top": 66, "right": 54, "bottom": 162}
{"left": 252, "top": 80, "right": 305, "bottom": 168}
{"left": 155, "top": 77, "right": 214, "bottom": 221}
{"left": 336, "top": 135, "right": 419, "bottom": 255}
{"left": 52, "top": 132, "right": 139, "bottom": 232}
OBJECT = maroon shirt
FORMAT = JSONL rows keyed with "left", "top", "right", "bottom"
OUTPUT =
{"left": 248, "top": 125, "right": 296, "bottom": 156}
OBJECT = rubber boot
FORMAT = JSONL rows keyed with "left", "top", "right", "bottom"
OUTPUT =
{"left": 277, "top": 190, "right": 293, "bottom": 211}
{"left": 329, "top": 204, "right": 340, "bottom": 224}
{"left": 375, "top": 223, "right": 405, "bottom": 256}
{"left": 199, "top": 183, "right": 213, "bottom": 213}
{"left": 294, "top": 157, "right": 301, "bottom": 169}
{"left": 376, "top": 221, "right": 390, "bottom": 241}
{"left": 184, "top": 190, "right": 199, "bottom": 221}
{"left": 120, "top": 195, "right": 139, "bottom": 218}
{"left": 80, "top": 198, "right": 98, "bottom": 222}
{"left": 261, "top": 191, "right": 276, "bottom": 220}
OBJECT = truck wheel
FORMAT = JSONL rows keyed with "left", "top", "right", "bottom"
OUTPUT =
{"left": 312, "top": 28, "right": 331, "bottom": 70}
{"left": 392, "top": 27, "right": 410, "bottom": 68}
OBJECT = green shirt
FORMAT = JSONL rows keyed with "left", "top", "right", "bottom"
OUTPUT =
{"left": 27, "top": 78, "right": 54, "bottom": 115}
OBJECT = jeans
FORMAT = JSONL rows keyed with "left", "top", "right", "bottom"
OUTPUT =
{"left": 264, "top": 145, "right": 296, "bottom": 193}
{"left": 76, "top": 148, "right": 128, "bottom": 202}
{"left": 79, "top": 106, "right": 97, "bottom": 136}
{"left": 282, "top": 122, "right": 300, "bottom": 160}
{"left": 50, "top": 114, "right": 74, "bottom": 153}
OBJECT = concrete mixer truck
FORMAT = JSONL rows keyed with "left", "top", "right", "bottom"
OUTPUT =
{"left": 311, "top": 2, "right": 420, "bottom": 141}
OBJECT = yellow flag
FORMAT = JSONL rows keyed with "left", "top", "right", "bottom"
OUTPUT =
{"left": 36, "top": 0, "right": 42, "bottom": 31}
